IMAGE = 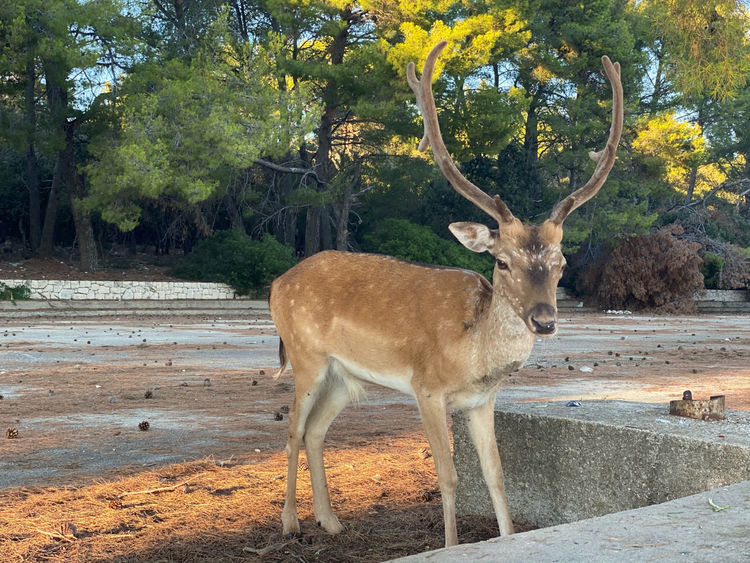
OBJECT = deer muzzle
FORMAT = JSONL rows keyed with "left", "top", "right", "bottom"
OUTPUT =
{"left": 529, "top": 303, "right": 557, "bottom": 335}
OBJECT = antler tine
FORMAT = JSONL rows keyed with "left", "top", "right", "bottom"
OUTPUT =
{"left": 407, "top": 41, "right": 515, "bottom": 225}
{"left": 549, "top": 56, "right": 623, "bottom": 225}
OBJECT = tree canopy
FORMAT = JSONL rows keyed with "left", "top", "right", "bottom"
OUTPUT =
{"left": 1, "top": 0, "right": 749, "bottom": 292}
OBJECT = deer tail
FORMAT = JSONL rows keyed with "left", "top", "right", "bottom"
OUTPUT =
{"left": 273, "top": 338, "right": 288, "bottom": 379}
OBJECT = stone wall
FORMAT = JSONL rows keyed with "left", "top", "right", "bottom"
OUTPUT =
{"left": 0, "top": 279, "right": 240, "bottom": 300}
{"left": 453, "top": 400, "right": 750, "bottom": 529}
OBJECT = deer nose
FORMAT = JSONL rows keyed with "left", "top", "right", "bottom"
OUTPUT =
{"left": 531, "top": 318, "right": 556, "bottom": 334}
{"left": 529, "top": 304, "right": 557, "bottom": 335}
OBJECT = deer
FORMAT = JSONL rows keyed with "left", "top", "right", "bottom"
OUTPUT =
{"left": 269, "top": 41, "right": 622, "bottom": 548}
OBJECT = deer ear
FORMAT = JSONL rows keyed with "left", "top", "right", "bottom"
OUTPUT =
{"left": 449, "top": 222, "right": 496, "bottom": 253}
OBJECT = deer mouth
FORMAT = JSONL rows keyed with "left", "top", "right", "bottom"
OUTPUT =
{"left": 528, "top": 303, "right": 557, "bottom": 336}
{"left": 530, "top": 317, "right": 557, "bottom": 335}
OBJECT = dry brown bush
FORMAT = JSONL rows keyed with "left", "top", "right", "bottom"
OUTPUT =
{"left": 579, "top": 225, "right": 704, "bottom": 313}
{"left": 711, "top": 243, "right": 750, "bottom": 289}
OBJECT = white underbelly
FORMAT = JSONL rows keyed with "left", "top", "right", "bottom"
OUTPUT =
{"left": 331, "top": 355, "right": 415, "bottom": 397}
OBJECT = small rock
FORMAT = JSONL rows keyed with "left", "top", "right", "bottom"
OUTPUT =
{"left": 108, "top": 396, "right": 117, "bottom": 403}
{"left": 138, "top": 421, "right": 150, "bottom": 431}
{"left": 274, "top": 412, "right": 283, "bottom": 421}
{"left": 204, "top": 378, "right": 211, "bottom": 387}
{"left": 144, "top": 390, "right": 153, "bottom": 399}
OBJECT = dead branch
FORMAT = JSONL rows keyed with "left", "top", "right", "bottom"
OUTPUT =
{"left": 117, "top": 480, "right": 192, "bottom": 498}
{"left": 684, "top": 178, "right": 750, "bottom": 209}
{"left": 36, "top": 525, "right": 77, "bottom": 542}
{"left": 255, "top": 158, "right": 322, "bottom": 184}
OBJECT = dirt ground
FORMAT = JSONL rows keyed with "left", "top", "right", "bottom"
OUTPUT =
{"left": 0, "top": 256, "right": 180, "bottom": 282}
{"left": 1, "top": 257, "right": 749, "bottom": 561}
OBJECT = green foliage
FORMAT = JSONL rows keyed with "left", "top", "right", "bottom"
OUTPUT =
{"left": 171, "top": 230, "right": 297, "bottom": 296}
{"left": 85, "top": 16, "right": 317, "bottom": 231}
{"left": 637, "top": 0, "right": 750, "bottom": 101}
{"left": 701, "top": 252, "right": 725, "bottom": 289}
{"left": 0, "top": 282, "right": 31, "bottom": 302}
{"left": 2, "top": 0, "right": 750, "bottom": 277}
{"left": 361, "top": 218, "right": 494, "bottom": 278}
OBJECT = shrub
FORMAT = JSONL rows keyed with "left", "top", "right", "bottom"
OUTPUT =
{"left": 578, "top": 225, "right": 704, "bottom": 313}
{"left": 0, "top": 282, "right": 31, "bottom": 302}
{"left": 711, "top": 244, "right": 750, "bottom": 289}
{"left": 701, "top": 252, "right": 724, "bottom": 289}
{"left": 361, "top": 218, "right": 494, "bottom": 278}
{"left": 171, "top": 230, "right": 297, "bottom": 296}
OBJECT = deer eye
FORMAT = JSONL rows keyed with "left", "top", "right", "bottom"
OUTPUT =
{"left": 495, "top": 259, "right": 509, "bottom": 271}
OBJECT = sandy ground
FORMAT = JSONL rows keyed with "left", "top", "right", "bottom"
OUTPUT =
{"left": 2, "top": 311, "right": 749, "bottom": 490}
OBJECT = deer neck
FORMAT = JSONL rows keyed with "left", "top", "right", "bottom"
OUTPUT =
{"left": 472, "top": 288, "right": 535, "bottom": 377}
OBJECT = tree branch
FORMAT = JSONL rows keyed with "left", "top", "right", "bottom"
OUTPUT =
{"left": 254, "top": 158, "right": 322, "bottom": 184}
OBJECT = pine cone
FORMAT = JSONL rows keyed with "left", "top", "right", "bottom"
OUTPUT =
{"left": 138, "top": 421, "right": 150, "bottom": 431}
{"left": 59, "top": 522, "right": 78, "bottom": 538}
{"left": 6, "top": 427, "right": 18, "bottom": 439}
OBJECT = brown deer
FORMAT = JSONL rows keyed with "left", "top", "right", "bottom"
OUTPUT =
{"left": 269, "top": 41, "right": 622, "bottom": 547}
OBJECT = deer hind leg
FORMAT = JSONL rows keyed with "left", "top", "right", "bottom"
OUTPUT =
{"left": 302, "top": 365, "right": 353, "bottom": 534}
{"left": 416, "top": 394, "right": 459, "bottom": 547}
{"left": 281, "top": 360, "right": 328, "bottom": 538}
{"left": 464, "top": 398, "right": 514, "bottom": 535}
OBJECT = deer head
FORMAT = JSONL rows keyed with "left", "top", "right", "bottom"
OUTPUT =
{"left": 407, "top": 41, "right": 623, "bottom": 336}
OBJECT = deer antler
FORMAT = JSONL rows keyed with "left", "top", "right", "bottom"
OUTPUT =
{"left": 407, "top": 41, "right": 515, "bottom": 225}
{"left": 548, "top": 56, "right": 623, "bottom": 225}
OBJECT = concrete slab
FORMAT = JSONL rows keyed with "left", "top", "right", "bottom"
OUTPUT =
{"left": 454, "top": 400, "right": 750, "bottom": 528}
{"left": 0, "top": 299, "right": 267, "bottom": 318}
{"left": 395, "top": 480, "right": 750, "bottom": 562}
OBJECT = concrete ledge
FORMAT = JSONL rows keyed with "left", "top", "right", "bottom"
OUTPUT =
{"left": 453, "top": 400, "right": 750, "bottom": 528}
{"left": 0, "top": 299, "right": 269, "bottom": 318}
{"left": 397, "top": 479, "right": 750, "bottom": 562}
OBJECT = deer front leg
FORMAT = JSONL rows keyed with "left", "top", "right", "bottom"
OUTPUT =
{"left": 417, "top": 394, "right": 459, "bottom": 547}
{"left": 464, "top": 398, "right": 514, "bottom": 535}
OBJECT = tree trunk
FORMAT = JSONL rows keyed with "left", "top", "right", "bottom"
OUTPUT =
{"left": 523, "top": 90, "right": 543, "bottom": 203}
{"left": 39, "top": 123, "right": 74, "bottom": 257}
{"left": 304, "top": 7, "right": 350, "bottom": 256}
{"left": 69, "top": 174, "right": 99, "bottom": 271}
{"left": 320, "top": 207, "right": 333, "bottom": 250}
{"left": 334, "top": 162, "right": 360, "bottom": 251}
{"left": 25, "top": 60, "right": 41, "bottom": 251}
{"left": 38, "top": 73, "right": 72, "bottom": 258}
{"left": 685, "top": 166, "right": 698, "bottom": 204}
{"left": 284, "top": 207, "right": 298, "bottom": 249}
{"left": 222, "top": 192, "right": 245, "bottom": 232}
{"left": 304, "top": 206, "right": 321, "bottom": 256}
